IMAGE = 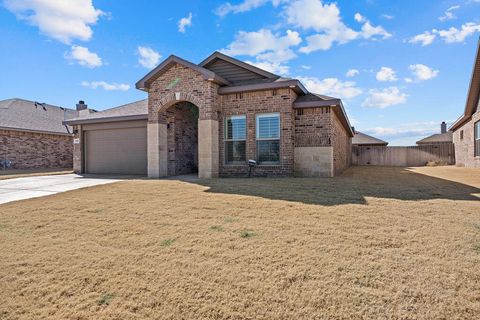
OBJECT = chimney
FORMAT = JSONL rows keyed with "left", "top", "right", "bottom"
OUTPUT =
{"left": 76, "top": 100, "right": 87, "bottom": 111}
{"left": 441, "top": 121, "right": 447, "bottom": 134}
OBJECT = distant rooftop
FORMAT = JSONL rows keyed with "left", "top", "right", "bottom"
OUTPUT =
{"left": 0, "top": 98, "right": 77, "bottom": 135}
{"left": 416, "top": 132, "right": 453, "bottom": 145}
{"left": 352, "top": 131, "right": 388, "bottom": 146}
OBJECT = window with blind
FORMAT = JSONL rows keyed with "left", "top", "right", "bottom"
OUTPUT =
{"left": 225, "top": 115, "right": 246, "bottom": 164}
{"left": 475, "top": 120, "right": 480, "bottom": 157}
{"left": 256, "top": 113, "right": 280, "bottom": 164}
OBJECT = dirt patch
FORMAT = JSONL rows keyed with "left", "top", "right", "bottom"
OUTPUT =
{"left": 0, "top": 166, "right": 479, "bottom": 319}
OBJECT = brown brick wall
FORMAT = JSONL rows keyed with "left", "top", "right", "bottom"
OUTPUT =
{"left": 331, "top": 111, "right": 351, "bottom": 175}
{"left": 0, "top": 129, "right": 73, "bottom": 169}
{"left": 166, "top": 102, "right": 199, "bottom": 175}
{"left": 294, "top": 107, "right": 332, "bottom": 147}
{"left": 453, "top": 109, "right": 480, "bottom": 168}
{"left": 218, "top": 88, "right": 297, "bottom": 177}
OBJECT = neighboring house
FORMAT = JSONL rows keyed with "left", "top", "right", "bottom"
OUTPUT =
{"left": 352, "top": 131, "right": 388, "bottom": 146}
{"left": 0, "top": 98, "right": 77, "bottom": 169}
{"left": 64, "top": 52, "right": 354, "bottom": 178}
{"left": 449, "top": 40, "right": 480, "bottom": 168}
{"left": 416, "top": 122, "right": 453, "bottom": 145}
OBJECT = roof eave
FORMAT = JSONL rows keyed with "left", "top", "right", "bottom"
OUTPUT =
{"left": 63, "top": 114, "right": 148, "bottom": 125}
{"left": 0, "top": 126, "right": 72, "bottom": 136}
{"left": 135, "top": 55, "right": 231, "bottom": 91}
{"left": 293, "top": 99, "right": 341, "bottom": 108}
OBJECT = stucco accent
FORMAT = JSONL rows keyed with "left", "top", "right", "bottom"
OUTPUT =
{"left": 198, "top": 119, "right": 219, "bottom": 178}
{"left": 294, "top": 146, "right": 333, "bottom": 177}
{"left": 147, "top": 122, "right": 168, "bottom": 178}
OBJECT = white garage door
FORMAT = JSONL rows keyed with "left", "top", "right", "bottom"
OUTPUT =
{"left": 85, "top": 125, "right": 147, "bottom": 175}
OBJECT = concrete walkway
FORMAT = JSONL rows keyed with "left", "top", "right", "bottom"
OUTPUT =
{"left": 0, "top": 174, "right": 120, "bottom": 205}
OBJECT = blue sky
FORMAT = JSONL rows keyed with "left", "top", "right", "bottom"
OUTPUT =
{"left": 1, "top": 0, "right": 480, "bottom": 145}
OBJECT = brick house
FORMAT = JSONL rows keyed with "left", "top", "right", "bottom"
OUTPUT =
{"left": 65, "top": 52, "right": 353, "bottom": 178}
{"left": 450, "top": 40, "right": 480, "bottom": 168}
{"left": 0, "top": 98, "right": 77, "bottom": 169}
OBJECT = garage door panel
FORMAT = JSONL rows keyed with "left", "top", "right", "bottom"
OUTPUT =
{"left": 85, "top": 126, "right": 147, "bottom": 175}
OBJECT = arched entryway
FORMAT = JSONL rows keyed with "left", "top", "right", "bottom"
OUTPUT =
{"left": 165, "top": 102, "right": 198, "bottom": 176}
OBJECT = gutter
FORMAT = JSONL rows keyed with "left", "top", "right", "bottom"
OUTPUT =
{"left": 63, "top": 114, "right": 148, "bottom": 125}
{"left": 218, "top": 79, "right": 308, "bottom": 95}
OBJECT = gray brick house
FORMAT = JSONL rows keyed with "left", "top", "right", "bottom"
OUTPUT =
{"left": 0, "top": 98, "right": 77, "bottom": 169}
{"left": 450, "top": 40, "right": 480, "bottom": 168}
{"left": 65, "top": 52, "right": 354, "bottom": 178}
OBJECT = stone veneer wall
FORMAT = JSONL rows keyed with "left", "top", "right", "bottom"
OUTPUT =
{"left": 166, "top": 102, "right": 198, "bottom": 175}
{"left": 331, "top": 110, "right": 352, "bottom": 175}
{"left": 218, "top": 88, "right": 297, "bottom": 177}
{"left": 0, "top": 129, "right": 73, "bottom": 169}
{"left": 453, "top": 109, "right": 480, "bottom": 168}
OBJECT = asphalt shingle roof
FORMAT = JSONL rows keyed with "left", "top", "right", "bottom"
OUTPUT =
{"left": 352, "top": 131, "right": 388, "bottom": 146}
{"left": 0, "top": 98, "right": 77, "bottom": 135}
{"left": 416, "top": 132, "right": 453, "bottom": 144}
{"left": 66, "top": 99, "right": 148, "bottom": 122}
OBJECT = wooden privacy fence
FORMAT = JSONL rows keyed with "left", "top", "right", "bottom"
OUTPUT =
{"left": 352, "top": 144, "right": 455, "bottom": 166}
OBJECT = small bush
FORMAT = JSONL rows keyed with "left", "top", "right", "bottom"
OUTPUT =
{"left": 224, "top": 217, "right": 234, "bottom": 223}
{"left": 97, "top": 293, "right": 114, "bottom": 306}
{"left": 161, "top": 238, "right": 175, "bottom": 246}
{"left": 240, "top": 230, "right": 256, "bottom": 238}
{"left": 426, "top": 161, "right": 447, "bottom": 167}
{"left": 210, "top": 225, "right": 223, "bottom": 232}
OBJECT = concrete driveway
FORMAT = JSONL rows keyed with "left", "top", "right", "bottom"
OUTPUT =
{"left": 0, "top": 174, "right": 121, "bottom": 205}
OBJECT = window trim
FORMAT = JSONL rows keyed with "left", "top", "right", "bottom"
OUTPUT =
{"left": 224, "top": 115, "right": 247, "bottom": 165}
{"left": 256, "top": 113, "right": 281, "bottom": 165}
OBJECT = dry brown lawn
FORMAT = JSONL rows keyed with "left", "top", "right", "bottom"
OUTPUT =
{"left": 1, "top": 166, "right": 480, "bottom": 319}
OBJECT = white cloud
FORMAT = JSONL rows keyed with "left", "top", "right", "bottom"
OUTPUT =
{"left": 435, "top": 22, "right": 480, "bottom": 43}
{"left": 137, "top": 46, "right": 161, "bottom": 69}
{"left": 221, "top": 29, "right": 301, "bottom": 75}
{"left": 66, "top": 45, "right": 102, "bottom": 68}
{"left": 178, "top": 12, "right": 192, "bottom": 33}
{"left": 81, "top": 81, "right": 130, "bottom": 91}
{"left": 354, "top": 13, "right": 366, "bottom": 23}
{"left": 408, "top": 31, "right": 436, "bottom": 46}
{"left": 382, "top": 14, "right": 394, "bottom": 20}
{"left": 301, "top": 65, "right": 311, "bottom": 70}
{"left": 4, "top": 0, "right": 104, "bottom": 44}
{"left": 362, "top": 87, "right": 407, "bottom": 108}
{"left": 376, "top": 67, "right": 397, "bottom": 82}
{"left": 409, "top": 64, "right": 439, "bottom": 81}
{"left": 363, "top": 121, "right": 451, "bottom": 144}
{"left": 439, "top": 5, "right": 460, "bottom": 22}
{"left": 411, "top": 22, "right": 480, "bottom": 46}
{"left": 298, "top": 76, "right": 363, "bottom": 100}
{"left": 284, "top": 1, "right": 390, "bottom": 53}
{"left": 346, "top": 69, "right": 359, "bottom": 77}
{"left": 215, "top": 0, "right": 282, "bottom": 16}
{"left": 404, "top": 77, "right": 413, "bottom": 83}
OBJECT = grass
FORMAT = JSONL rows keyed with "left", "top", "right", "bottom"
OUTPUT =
{"left": 239, "top": 230, "right": 256, "bottom": 238}
{"left": 473, "top": 244, "right": 480, "bottom": 253}
{"left": 209, "top": 225, "right": 224, "bottom": 232}
{"left": 0, "top": 166, "right": 479, "bottom": 319}
{"left": 97, "top": 293, "right": 115, "bottom": 306}
{"left": 0, "top": 168, "right": 72, "bottom": 180}
{"left": 160, "top": 238, "right": 175, "bottom": 246}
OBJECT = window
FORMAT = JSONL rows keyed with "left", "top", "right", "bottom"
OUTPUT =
{"left": 256, "top": 113, "right": 280, "bottom": 164}
{"left": 475, "top": 121, "right": 480, "bottom": 157}
{"left": 225, "top": 115, "right": 246, "bottom": 164}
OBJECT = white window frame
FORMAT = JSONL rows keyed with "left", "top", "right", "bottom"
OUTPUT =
{"left": 256, "top": 113, "right": 280, "bottom": 164}
{"left": 475, "top": 120, "right": 480, "bottom": 157}
{"left": 224, "top": 115, "right": 247, "bottom": 164}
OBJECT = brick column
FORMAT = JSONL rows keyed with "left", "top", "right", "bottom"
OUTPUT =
{"left": 198, "top": 119, "right": 219, "bottom": 178}
{"left": 147, "top": 122, "right": 168, "bottom": 178}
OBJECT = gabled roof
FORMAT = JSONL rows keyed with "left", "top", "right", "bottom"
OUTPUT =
{"left": 64, "top": 99, "right": 148, "bottom": 125}
{"left": 416, "top": 132, "right": 453, "bottom": 145}
{"left": 199, "top": 51, "right": 279, "bottom": 84}
{"left": 136, "top": 55, "right": 231, "bottom": 91}
{"left": 0, "top": 98, "right": 77, "bottom": 135}
{"left": 450, "top": 38, "right": 480, "bottom": 131}
{"left": 352, "top": 131, "right": 388, "bottom": 146}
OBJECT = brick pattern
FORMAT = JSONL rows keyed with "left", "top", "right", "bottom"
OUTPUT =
{"left": 0, "top": 129, "right": 73, "bottom": 169}
{"left": 331, "top": 111, "right": 352, "bottom": 175}
{"left": 148, "top": 63, "right": 219, "bottom": 123}
{"left": 294, "top": 107, "right": 332, "bottom": 147}
{"left": 453, "top": 109, "right": 480, "bottom": 168}
{"left": 218, "top": 88, "right": 297, "bottom": 177}
{"left": 166, "top": 102, "right": 198, "bottom": 175}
